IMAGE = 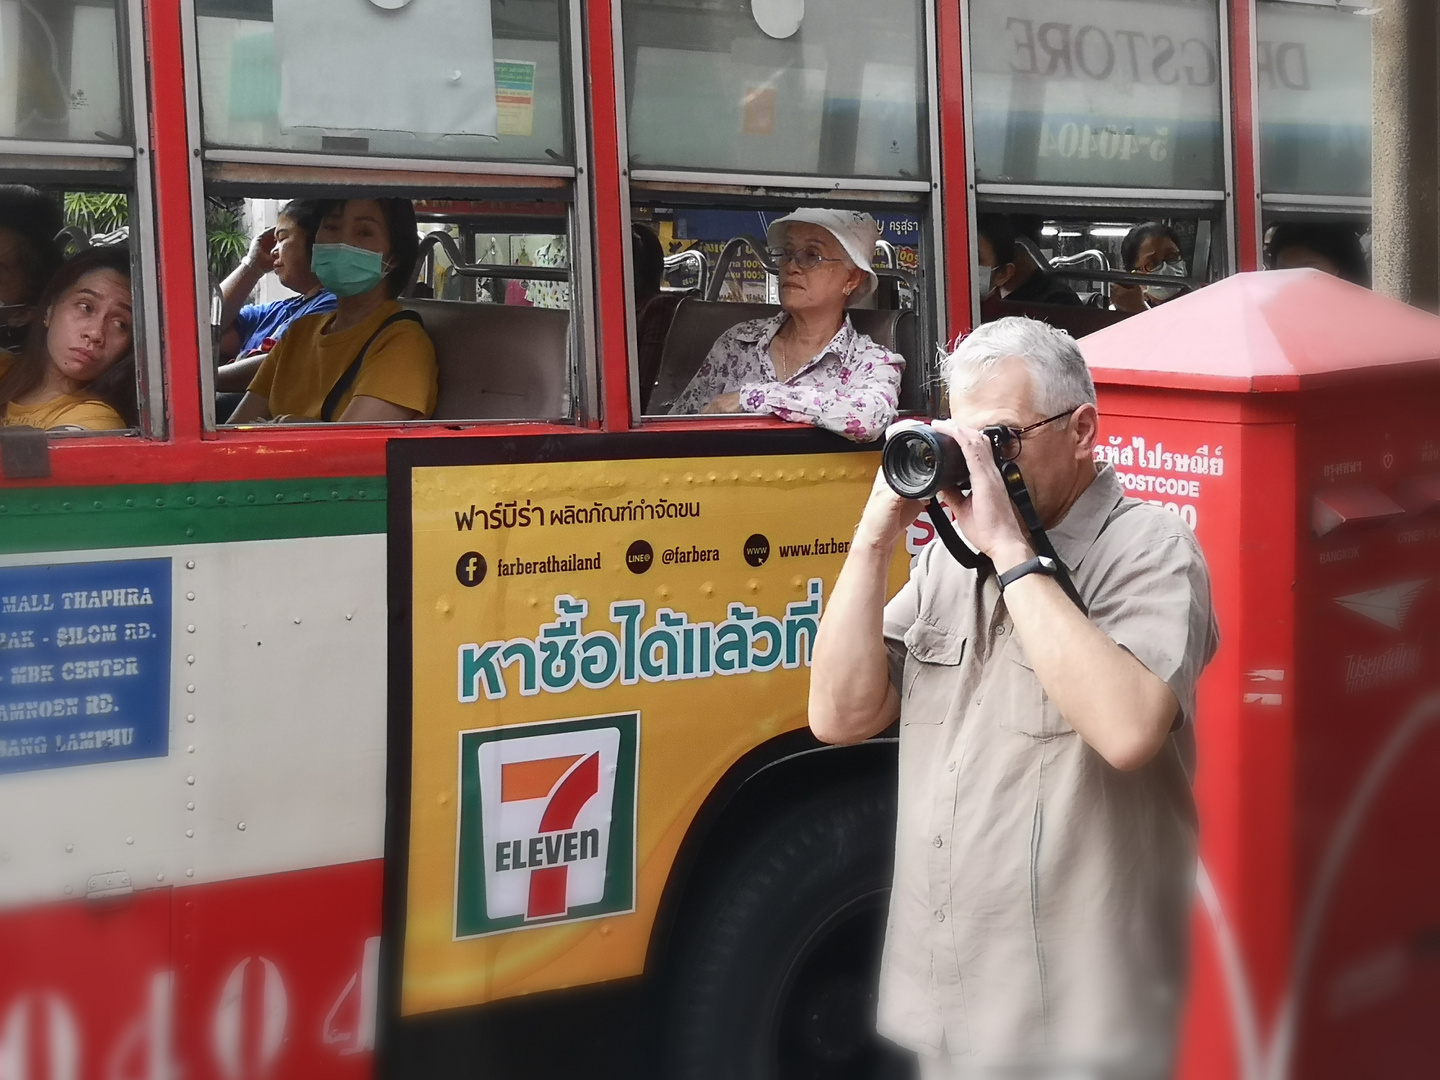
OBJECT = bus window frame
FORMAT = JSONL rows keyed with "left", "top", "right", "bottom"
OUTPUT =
{"left": 178, "top": 0, "right": 599, "bottom": 436}
{"left": 959, "top": 0, "right": 1244, "bottom": 329}
{"left": 611, "top": 0, "right": 951, "bottom": 426}
{"left": 0, "top": 0, "right": 164, "bottom": 442}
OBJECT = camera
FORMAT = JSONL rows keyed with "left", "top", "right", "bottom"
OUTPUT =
{"left": 882, "top": 423, "right": 1004, "bottom": 501}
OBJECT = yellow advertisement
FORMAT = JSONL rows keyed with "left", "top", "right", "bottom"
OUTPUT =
{"left": 399, "top": 445, "right": 906, "bottom": 1017}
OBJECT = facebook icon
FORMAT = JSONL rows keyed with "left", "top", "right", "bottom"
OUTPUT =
{"left": 456, "top": 551, "right": 487, "bottom": 587}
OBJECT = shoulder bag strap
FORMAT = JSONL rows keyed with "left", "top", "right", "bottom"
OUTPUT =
{"left": 320, "top": 309, "right": 424, "bottom": 422}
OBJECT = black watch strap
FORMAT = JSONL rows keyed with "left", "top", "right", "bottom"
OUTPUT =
{"left": 997, "top": 555, "right": 1058, "bottom": 592}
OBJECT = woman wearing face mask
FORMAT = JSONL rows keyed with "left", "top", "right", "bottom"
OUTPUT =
{"left": 0, "top": 245, "right": 135, "bottom": 432}
{"left": 228, "top": 197, "right": 436, "bottom": 424}
{"left": 1111, "top": 222, "right": 1189, "bottom": 314}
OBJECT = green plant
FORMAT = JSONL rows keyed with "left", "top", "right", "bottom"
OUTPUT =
{"left": 205, "top": 198, "right": 249, "bottom": 280}
{"left": 64, "top": 191, "right": 128, "bottom": 236}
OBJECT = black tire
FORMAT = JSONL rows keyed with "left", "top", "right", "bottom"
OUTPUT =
{"left": 656, "top": 777, "right": 916, "bottom": 1080}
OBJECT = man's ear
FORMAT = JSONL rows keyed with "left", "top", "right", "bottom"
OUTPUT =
{"left": 1071, "top": 402, "right": 1100, "bottom": 459}
{"left": 993, "top": 261, "right": 1019, "bottom": 291}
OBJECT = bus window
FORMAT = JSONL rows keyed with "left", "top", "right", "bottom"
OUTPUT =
{"left": 210, "top": 189, "right": 575, "bottom": 427}
{"left": 973, "top": 206, "right": 1221, "bottom": 335}
{"left": 0, "top": 0, "right": 130, "bottom": 146}
{"left": 621, "top": 0, "right": 928, "bottom": 180}
{"left": 194, "top": 0, "right": 572, "bottom": 164}
{"left": 636, "top": 202, "right": 926, "bottom": 432}
{"left": 192, "top": 0, "right": 585, "bottom": 429}
{"left": 969, "top": 0, "right": 1225, "bottom": 191}
{"left": 621, "top": 1, "right": 939, "bottom": 436}
{"left": 0, "top": 1, "right": 156, "bottom": 439}
{"left": 1257, "top": 0, "right": 1372, "bottom": 201}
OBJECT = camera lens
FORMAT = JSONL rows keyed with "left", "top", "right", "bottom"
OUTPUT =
{"left": 882, "top": 427, "right": 969, "bottom": 500}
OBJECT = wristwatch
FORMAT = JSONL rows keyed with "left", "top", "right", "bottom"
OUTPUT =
{"left": 997, "top": 555, "right": 1058, "bottom": 592}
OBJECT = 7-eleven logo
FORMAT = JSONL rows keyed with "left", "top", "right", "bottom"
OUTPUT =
{"left": 455, "top": 714, "right": 638, "bottom": 938}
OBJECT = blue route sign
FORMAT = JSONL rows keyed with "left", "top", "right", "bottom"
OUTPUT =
{"left": 0, "top": 558, "right": 172, "bottom": 774}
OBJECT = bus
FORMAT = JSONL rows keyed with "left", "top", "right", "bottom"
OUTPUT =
{"left": 0, "top": 2, "right": 1376, "bottom": 1079}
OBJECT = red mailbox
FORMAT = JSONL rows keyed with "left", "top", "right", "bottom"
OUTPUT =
{"left": 1080, "top": 270, "right": 1440, "bottom": 1080}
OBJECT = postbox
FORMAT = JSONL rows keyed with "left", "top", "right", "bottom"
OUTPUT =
{"left": 1079, "top": 269, "right": 1440, "bottom": 1080}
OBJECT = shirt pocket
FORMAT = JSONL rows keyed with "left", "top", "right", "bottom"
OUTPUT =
{"left": 900, "top": 619, "right": 965, "bottom": 725}
{"left": 996, "top": 647, "right": 1074, "bottom": 740}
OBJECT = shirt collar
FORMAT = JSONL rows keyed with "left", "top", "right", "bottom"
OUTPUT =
{"left": 1045, "top": 464, "right": 1124, "bottom": 571}
{"left": 756, "top": 312, "right": 858, "bottom": 374}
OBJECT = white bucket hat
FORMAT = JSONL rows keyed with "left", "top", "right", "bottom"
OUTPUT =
{"left": 765, "top": 208, "right": 881, "bottom": 303}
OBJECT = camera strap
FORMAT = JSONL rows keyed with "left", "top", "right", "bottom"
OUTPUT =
{"left": 922, "top": 464, "right": 1088, "bottom": 615}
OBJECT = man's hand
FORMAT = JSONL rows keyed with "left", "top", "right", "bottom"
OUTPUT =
{"left": 243, "top": 228, "right": 278, "bottom": 274}
{"left": 930, "top": 420, "right": 1033, "bottom": 572}
{"left": 854, "top": 466, "right": 926, "bottom": 553}
{"left": 701, "top": 391, "right": 744, "bottom": 414}
{"left": 1110, "top": 282, "right": 1147, "bottom": 314}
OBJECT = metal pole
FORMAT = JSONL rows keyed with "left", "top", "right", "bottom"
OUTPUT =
{"left": 1372, "top": 0, "right": 1439, "bottom": 308}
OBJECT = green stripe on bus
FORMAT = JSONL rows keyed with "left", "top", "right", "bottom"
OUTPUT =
{"left": 0, "top": 477, "right": 387, "bottom": 553}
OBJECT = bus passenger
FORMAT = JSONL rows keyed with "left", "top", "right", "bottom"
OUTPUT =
{"left": 1111, "top": 222, "right": 1189, "bottom": 313}
{"left": 0, "top": 185, "right": 65, "bottom": 353}
{"left": 1264, "top": 221, "right": 1369, "bottom": 286}
{"left": 669, "top": 209, "right": 903, "bottom": 442}
{"left": 228, "top": 198, "right": 436, "bottom": 424}
{"left": 217, "top": 200, "right": 335, "bottom": 366}
{"left": 0, "top": 245, "right": 135, "bottom": 432}
{"left": 977, "top": 213, "right": 1081, "bottom": 307}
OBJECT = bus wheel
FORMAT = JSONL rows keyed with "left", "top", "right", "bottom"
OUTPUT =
{"left": 657, "top": 777, "right": 913, "bottom": 1080}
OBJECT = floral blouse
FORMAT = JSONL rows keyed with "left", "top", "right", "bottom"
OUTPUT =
{"left": 669, "top": 312, "right": 904, "bottom": 442}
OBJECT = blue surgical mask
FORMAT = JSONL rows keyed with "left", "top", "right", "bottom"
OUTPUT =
{"left": 311, "top": 243, "right": 386, "bottom": 298}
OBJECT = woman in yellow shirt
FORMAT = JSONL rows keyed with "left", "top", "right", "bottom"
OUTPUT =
{"left": 229, "top": 198, "right": 437, "bottom": 424}
{"left": 0, "top": 245, "right": 135, "bottom": 432}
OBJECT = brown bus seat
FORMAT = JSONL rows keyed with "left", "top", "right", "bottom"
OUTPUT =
{"left": 400, "top": 298, "right": 570, "bottom": 421}
{"left": 647, "top": 299, "right": 921, "bottom": 416}
{"left": 979, "top": 296, "right": 1132, "bottom": 338}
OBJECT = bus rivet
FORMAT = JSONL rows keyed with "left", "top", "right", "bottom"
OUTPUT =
{"left": 294, "top": 617, "right": 301, "bottom": 624}
{"left": 186, "top": 714, "right": 195, "bottom": 723}
{"left": 346, "top": 613, "right": 353, "bottom": 621}
{"left": 186, "top": 776, "right": 195, "bottom": 785}
{"left": 187, "top": 745, "right": 194, "bottom": 754}
{"left": 186, "top": 869, "right": 194, "bottom": 877}
{"left": 187, "top": 625, "right": 195, "bottom": 633}
{"left": 186, "top": 560, "right": 195, "bottom": 569}
{"left": 186, "top": 655, "right": 195, "bottom": 664}
{"left": 185, "top": 830, "right": 194, "bottom": 838}
{"left": 237, "top": 822, "right": 246, "bottom": 831}
{"left": 187, "top": 802, "right": 194, "bottom": 811}
{"left": 186, "top": 592, "right": 195, "bottom": 601}
{"left": 157, "top": 872, "right": 165, "bottom": 881}
{"left": 65, "top": 886, "right": 73, "bottom": 895}
{"left": 126, "top": 836, "right": 134, "bottom": 845}
{"left": 186, "top": 684, "right": 195, "bottom": 693}
{"left": 65, "top": 843, "right": 74, "bottom": 853}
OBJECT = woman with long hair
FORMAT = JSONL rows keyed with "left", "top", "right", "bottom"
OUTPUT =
{"left": 0, "top": 244, "right": 135, "bottom": 431}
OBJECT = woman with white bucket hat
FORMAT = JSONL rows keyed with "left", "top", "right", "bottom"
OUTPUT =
{"left": 669, "top": 208, "right": 904, "bottom": 442}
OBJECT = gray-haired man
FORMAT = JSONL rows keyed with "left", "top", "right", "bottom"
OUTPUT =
{"left": 810, "top": 317, "right": 1219, "bottom": 1079}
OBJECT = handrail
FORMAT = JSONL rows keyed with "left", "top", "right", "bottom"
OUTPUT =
{"left": 414, "top": 230, "right": 569, "bottom": 284}
{"left": 874, "top": 239, "right": 898, "bottom": 269}
{"left": 704, "top": 234, "right": 777, "bottom": 301}
{"left": 663, "top": 248, "right": 708, "bottom": 295}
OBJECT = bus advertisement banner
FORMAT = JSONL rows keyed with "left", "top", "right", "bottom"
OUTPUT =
{"left": 385, "top": 431, "right": 908, "bottom": 1019}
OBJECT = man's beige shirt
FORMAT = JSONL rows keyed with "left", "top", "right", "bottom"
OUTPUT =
{"left": 879, "top": 464, "right": 1219, "bottom": 1073}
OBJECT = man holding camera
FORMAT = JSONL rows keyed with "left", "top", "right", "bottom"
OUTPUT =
{"left": 811, "top": 317, "right": 1218, "bottom": 1079}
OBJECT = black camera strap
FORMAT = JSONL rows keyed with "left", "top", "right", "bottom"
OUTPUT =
{"left": 922, "top": 464, "right": 1088, "bottom": 615}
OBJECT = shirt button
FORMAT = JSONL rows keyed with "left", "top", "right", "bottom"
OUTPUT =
{"left": 932, "top": 835, "right": 944, "bottom": 848}
{"left": 996, "top": 626, "right": 1006, "bottom": 636}
{"left": 935, "top": 909, "right": 946, "bottom": 923}
{"left": 947, "top": 761, "right": 957, "bottom": 772}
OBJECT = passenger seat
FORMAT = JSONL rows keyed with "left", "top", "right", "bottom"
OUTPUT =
{"left": 401, "top": 298, "right": 570, "bottom": 421}
{"left": 646, "top": 299, "right": 920, "bottom": 415}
